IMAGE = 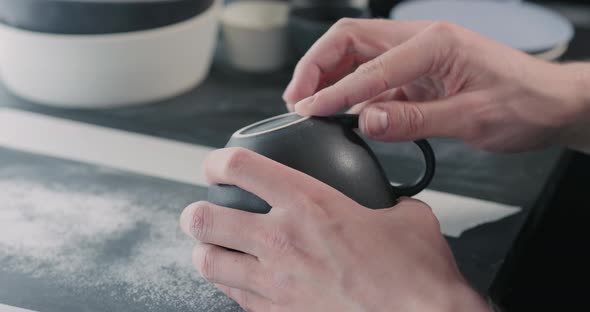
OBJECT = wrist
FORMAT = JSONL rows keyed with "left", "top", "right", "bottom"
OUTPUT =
{"left": 451, "top": 284, "right": 493, "bottom": 312}
{"left": 414, "top": 280, "right": 491, "bottom": 312}
{"left": 565, "top": 62, "right": 590, "bottom": 116}
{"left": 558, "top": 63, "right": 590, "bottom": 153}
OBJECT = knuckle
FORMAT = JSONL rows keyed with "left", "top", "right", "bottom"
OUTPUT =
{"left": 401, "top": 199, "right": 441, "bottom": 233}
{"left": 189, "top": 201, "right": 213, "bottom": 241}
{"left": 385, "top": 104, "right": 425, "bottom": 139}
{"left": 356, "top": 57, "right": 390, "bottom": 91}
{"left": 262, "top": 228, "right": 293, "bottom": 254}
{"left": 466, "top": 105, "right": 498, "bottom": 144}
{"left": 311, "top": 90, "right": 328, "bottom": 107}
{"left": 270, "top": 272, "right": 294, "bottom": 304}
{"left": 235, "top": 291, "right": 254, "bottom": 311}
{"left": 332, "top": 18, "right": 357, "bottom": 32}
{"left": 429, "top": 21, "right": 459, "bottom": 39}
{"left": 302, "top": 189, "right": 328, "bottom": 208}
{"left": 194, "top": 245, "right": 218, "bottom": 281}
{"left": 301, "top": 192, "right": 338, "bottom": 220}
{"left": 243, "top": 268, "right": 264, "bottom": 292}
{"left": 222, "top": 147, "right": 253, "bottom": 179}
{"left": 414, "top": 201, "right": 440, "bottom": 229}
{"left": 223, "top": 286, "right": 258, "bottom": 312}
{"left": 468, "top": 120, "right": 488, "bottom": 143}
{"left": 355, "top": 59, "right": 380, "bottom": 76}
{"left": 424, "top": 21, "right": 462, "bottom": 75}
{"left": 400, "top": 104, "right": 425, "bottom": 138}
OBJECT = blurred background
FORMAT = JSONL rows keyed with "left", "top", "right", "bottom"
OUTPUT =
{"left": 0, "top": 0, "right": 587, "bottom": 109}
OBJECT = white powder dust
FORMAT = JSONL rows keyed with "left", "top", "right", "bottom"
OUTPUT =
{"left": 0, "top": 179, "right": 238, "bottom": 311}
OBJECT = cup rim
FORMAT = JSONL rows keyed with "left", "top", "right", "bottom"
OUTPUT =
{"left": 232, "top": 112, "right": 310, "bottom": 139}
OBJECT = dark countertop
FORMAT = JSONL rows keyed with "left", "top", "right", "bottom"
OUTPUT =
{"left": 1, "top": 4, "right": 589, "bottom": 311}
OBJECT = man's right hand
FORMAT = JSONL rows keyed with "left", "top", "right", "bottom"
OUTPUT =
{"left": 283, "top": 19, "right": 590, "bottom": 153}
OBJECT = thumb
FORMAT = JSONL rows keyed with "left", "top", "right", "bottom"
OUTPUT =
{"left": 359, "top": 98, "right": 463, "bottom": 141}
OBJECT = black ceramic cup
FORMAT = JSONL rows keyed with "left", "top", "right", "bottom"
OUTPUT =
{"left": 207, "top": 113, "right": 435, "bottom": 214}
{"left": 287, "top": 5, "right": 366, "bottom": 59}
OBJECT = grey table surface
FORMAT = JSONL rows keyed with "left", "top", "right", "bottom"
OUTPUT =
{"left": 1, "top": 13, "right": 589, "bottom": 311}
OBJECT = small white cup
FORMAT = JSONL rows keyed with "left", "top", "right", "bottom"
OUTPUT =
{"left": 221, "top": 0, "right": 290, "bottom": 72}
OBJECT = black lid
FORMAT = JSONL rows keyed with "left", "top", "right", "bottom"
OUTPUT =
{"left": 0, "top": 0, "right": 215, "bottom": 35}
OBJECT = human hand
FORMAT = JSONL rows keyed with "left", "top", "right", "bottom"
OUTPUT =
{"left": 180, "top": 147, "right": 491, "bottom": 312}
{"left": 283, "top": 19, "right": 590, "bottom": 153}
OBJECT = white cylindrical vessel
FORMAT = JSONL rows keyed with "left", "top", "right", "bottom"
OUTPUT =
{"left": 0, "top": 0, "right": 221, "bottom": 108}
{"left": 221, "top": 0, "right": 290, "bottom": 73}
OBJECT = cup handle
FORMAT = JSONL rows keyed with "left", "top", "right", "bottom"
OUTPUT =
{"left": 331, "top": 114, "right": 436, "bottom": 197}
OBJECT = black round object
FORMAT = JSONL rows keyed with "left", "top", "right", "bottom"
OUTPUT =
{"left": 0, "top": 0, "right": 214, "bottom": 35}
{"left": 207, "top": 113, "right": 436, "bottom": 214}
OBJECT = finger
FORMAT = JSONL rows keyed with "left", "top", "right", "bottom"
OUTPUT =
{"left": 373, "top": 88, "right": 409, "bottom": 103}
{"left": 358, "top": 95, "right": 469, "bottom": 141}
{"left": 204, "top": 148, "right": 344, "bottom": 209}
{"left": 347, "top": 88, "right": 408, "bottom": 114}
{"left": 283, "top": 25, "right": 369, "bottom": 107}
{"left": 215, "top": 283, "right": 272, "bottom": 312}
{"left": 295, "top": 22, "right": 460, "bottom": 116}
{"left": 193, "top": 243, "right": 268, "bottom": 297}
{"left": 393, "top": 197, "right": 442, "bottom": 235}
{"left": 180, "top": 201, "right": 264, "bottom": 255}
{"left": 283, "top": 19, "right": 430, "bottom": 106}
{"left": 316, "top": 53, "right": 363, "bottom": 91}
{"left": 287, "top": 53, "right": 362, "bottom": 112}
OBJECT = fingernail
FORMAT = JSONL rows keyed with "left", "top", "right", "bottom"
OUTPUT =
{"left": 366, "top": 108, "right": 389, "bottom": 136}
{"left": 294, "top": 96, "right": 315, "bottom": 112}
